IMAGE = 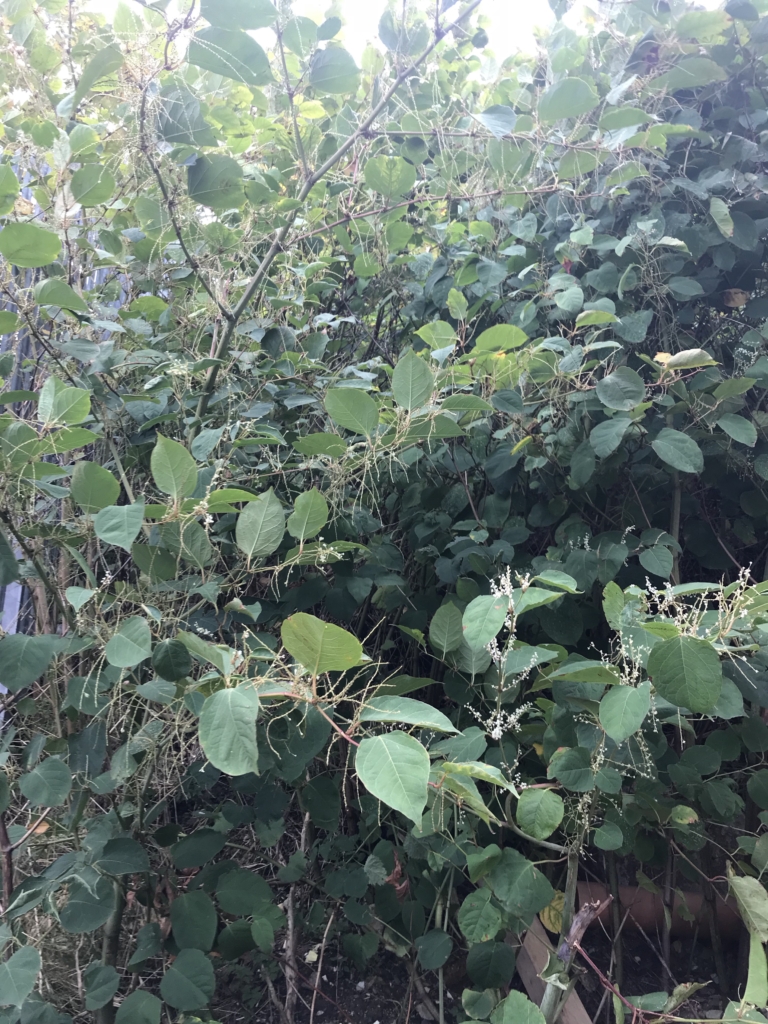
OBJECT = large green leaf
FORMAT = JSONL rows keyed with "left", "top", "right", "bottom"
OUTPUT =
{"left": 0, "top": 528, "right": 20, "bottom": 586}
{"left": 392, "top": 350, "right": 434, "bottom": 411}
{"left": 199, "top": 0, "right": 277, "bottom": 28}
{"left": 187, "top": 154, "right": 245, "bottom": 211}
{"left": 187, "top": 28, "right": 273, "bottom": 86}
{"left": 538, "top": 77, "right": 598, "bottom": 122}
{"left": 84, "top": 962, "right": 120, "bottom": 1010}
{"left": 462, "top": 595, "right": 509, "bottom": 651}
{"left": 364, "top": 155, "right": 416, "bottom": 197}
{"left": 235, "top": 490, "right": 285, "bottom": 559}
{"left": 151, "top": 434, "right": 198, "bottom": 499}
{"left": 171, "top": 891, "right": 218, "bottom": 951}
{"left": 19, "top": 758, "right": 71, "bottom": 806}
{"left": 115, "top": 990, "right": 162, "bottom": 1024}
{"left": 60, "top": 876, "right": 115, "bottom": 933}
{"left": 467, "top": 941, "right": 516, "bottom": 988}
{"left": 286, "top": 489, "right": 328, "bottom": 541}
{"left": 647, "top": 636, "right": 722, "bottom": 712}
{"left": 651, "top": 428, "right": 704, "bottom": 474}
{"left": 0, "top": 946, "right": 41, "bottom": 1008}
{"left": 199, "top": 686, "right": 260, "bottom": 775}
{"left": 358, "top": 696, "right": 458, "bottom": 732}
{"left": 105, "top": 616, "right": 152, "bottom": 668}
{"left": 429, "top": 603, "right": 464, "bottom": 657}
{"left": 487, "top": 848, "right": 555, "bottom": 928}
{"left": 595, "top": 366, "right": 645, "bottom": 411}
{"left": 71, "top": 165, "right": 116, "bottom": 206}
{"left": 491, "top": 992, "right": 546, "bottom": 1024}
{"left": 325, "top": 389, "right": 379, "bottom": 437}
{"left": 0, "top": 223, "right": 60, "bottom": 268}
{"left": 34, "top": 278, "right": 88, "bottom": 312}
{"left": 309, "top": 47, "right": 359, "bottom": 94}
{"left": 70, "top": 461, "right": 120, "bottom": 513}
{"left": 718, "top": 413, "right": 757, "bottom": 447}
{"left": 94, "top": 502, "right": 144, "bottom": 551}
{"left": 457, "top": 889, "right": 503, "bottom": 943}
{"left": 599, "top": 681, "right": 651, "bottom": 744}
{"left": 57, "top": 43, "right": 124, "bottom": 116}
{"left": 38, "top": 376, "right": 91, "bottom": 426}
{"left": 355, "top": 732, "right": 429, "bottom": 824}
{"left": 160, "top": 948, "right": 215, "bottom": 1010}
{"left": 281, "top": 613, "right": 362, "bottom": 674}
{"left": 729, "top": 871, "right": 768, "bottom": 943}
{"left": 0, "top": 634, "right": 62, "bottom": 692}
{"left": 516, "top": 788, "right": 564, "bottom": 840}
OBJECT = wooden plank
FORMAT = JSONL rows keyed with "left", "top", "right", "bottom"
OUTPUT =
{"left": 512, "top": 916, "right": 593, "bottom": 1024}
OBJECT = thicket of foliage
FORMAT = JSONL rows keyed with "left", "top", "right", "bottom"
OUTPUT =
{"left": 6, "top": 0, "right": 768, "bottom": 1020}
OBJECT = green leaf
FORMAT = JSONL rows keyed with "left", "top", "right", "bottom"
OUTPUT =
{"left": 19, "top": 758, "right": 72, "bottom": 806}
{"left": 429, "top": 603, "right": 464, "bottom": 657}
{"left": 651, "top": 56, "right": 727, "bottom": 92}
{"left": 589, "top": 417, "right": 631, "bottom": 458}
{"left": 309, "top": 46, "right": 360, "bottom": 94}
{"left": 188, "top": 28, "right": 272, "bottom": 86}
{"left": 547, "top": 747, "right": 595, "bottom": 791}
{"left": 0, "top": 528, "right": 20, "bottom": 586}
{"left": 596, "top": 366, "right": 645, "bottom": 411}
{"left": 474, "top": 324, "right": 528, "bottom": 350}
{"left": 491, "top": 991, "right": 546, "bottom": 1024}
{"left": 729, "top": 871, "right": 768, "bottom": 943}
{"left": 599, "top": 681, "right": 651, "bottom": 744}
{"left": 605, "top": 161, "right": 649, "bottom": 187}
{"left": 152, "top": 639, "right": 192, "bottom": 681}
{"left": 160, "top": 948, "right": 215, "bottom": 1011}
{"left": 94, "top": 503, "right": 145, "bottom": 552}
{"left": 462, "top": 595, "right": 508, "bottom": 651}
{"left": 95, "top": 837, "right": 150, "bottom": 874}
{"left": 105, "top": 616, "right": 152, "bottom": 669}
{"left": 364, "top": 155, "right": 416, "bottom": 197}
{"left": 359, "top": 696, "right": 457, "bottom": 732}
{"left": 710, "top": 196, "right": 734, "bottom": 238}
{"left": 668, "top": 276, "right": 704, "bottom": 300}
{"left": 34, "top": 278, "right": 88, "bottom": 312}
{"left": 171, "top": 891, "right": 218, "bottom": 951}
{"left": 647, "top": 636, "right": 722, "bottom": 712}
{"left": 38, "top": 376, "right": 90, "bottom": 426}
{"left": 84, "top": 962, "right": 120, "bottom": 1010}
{"left": 281, "top": 613, "right": 363, "bottom": 674}
{"left": 58, "top": 43, "right": 124, "bottom": 116}
{"left": 0, "top": 946, "right": 41, "bottom": 1008}
{"left": 416, "top": 929, "right": 452, "bottom": 970}
{"left": 538, "top": 77, "right": 598, "bottom": 122}
{"left": 187, "top": 154, "right": 245, "bottom": 211}
{"left": 0, "top": 310, "right": 20, "bottom": 333}
{"left": 115, "top": 990, "right": 162, "bottom": 1024}
{"left": 0, "top": 634, "right": 61, "bottom": 692}
{"left": 199, "top": 685, "right": 260, "bottom": 775}
{"left": 666, "top": 348, "right": 717, "bottom": 369}
{"left": 199, "top": 0, "right": 277, "bottom": 28}
{"left": 476, "top": 104, "right": 517, "bottom": 138}
{"left": 71, "top": 165, "right": 116, "bottom": 206}
{"left": 651, "top": 428, "right": 704, "bottom": 474}
{"left": 70, "top": 461, "right": 120, "bottom": 513}
{"left": 718, "top": 413, "right": 757, "bottom": 447}
{"left": 594, "top": 821, "right": 624, "bottom": 851}
{"left": 745, "top": 930, "right": 768, "bottom": 1007}
{"left": 392, "top": 350, "right": 435, "bottom": 411}
{"left": 325, "top": 388, "right": 379, "bottom": 437}
{"left": 0, "top": 223, "right": 60, "bottom": 268}
{"left": 61, "top": 876, "right": 115, "bottom": 933}
{"left": 487, "top": 847, "right": 555, "bottom": 928}
{"left": 171, "top": 829, "right": 227, "bottom": 869}
{"left": 516, "top": 788, "right": 564, "bottom": 839}
{"left": 293, "top": 432, "right": 347, "bottom": 457}
{"left": 233, "top": 491, "right": 285, "bottom": 563}
{"left": 639, "top": 546, "right": 673, "bottom": 578}
{"left": 458, "top": 889, "right": 503, "bottom": 943}
{"left": 355, "top": 732, "right": 429, "bottom": 824}
{"left": 151, "top": 434, "right": 198, "bottom": 499}
{"left": 287, "top": 489, "right": 328, "bottom": 541}
{"left": 467, "top": 941, "right": 515, "bottom": 988}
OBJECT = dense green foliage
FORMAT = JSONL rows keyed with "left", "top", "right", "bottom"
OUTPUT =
{"left": 5, "top": 0, "right": 768, "bottom": 1021}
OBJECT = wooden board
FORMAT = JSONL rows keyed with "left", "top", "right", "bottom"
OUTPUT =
{"left": 512, "top": 916, "right": 593, "bottom": 1024}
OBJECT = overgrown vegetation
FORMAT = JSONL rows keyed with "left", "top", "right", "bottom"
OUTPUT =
{"left": 5, "top": 0, "right": 768, "bottom": 1021}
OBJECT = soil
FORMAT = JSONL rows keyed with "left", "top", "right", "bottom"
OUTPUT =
{"left": 216, "top": 921, "right": 740, "bottom": 1023}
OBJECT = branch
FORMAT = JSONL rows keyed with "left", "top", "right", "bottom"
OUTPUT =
{"left": 189, "top": 0, "right": 484, "bottom": 436}
{"left": 276, "top": 25, "right": 310, "bottom": 181}
{"left": 138, "top": 86, "right": 231, "bottom": 320}
{"left": 0, "top": 509, "right": 76, "bottom": 629}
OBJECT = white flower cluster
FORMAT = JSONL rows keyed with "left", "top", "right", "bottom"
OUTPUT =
{"left": 472, "top": 702, "right": 533, "bottom": 741}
